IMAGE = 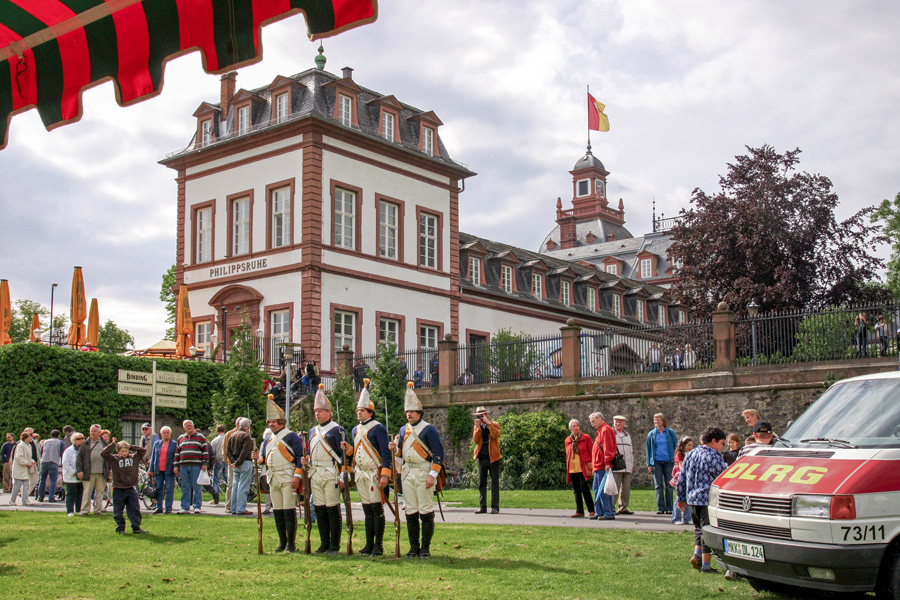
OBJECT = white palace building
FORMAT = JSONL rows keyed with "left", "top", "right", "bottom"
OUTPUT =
{"left": 161, "top": 56, "right": 684, "bottom": 374}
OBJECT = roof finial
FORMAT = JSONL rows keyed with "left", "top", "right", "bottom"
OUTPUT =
{"left": 315, "top": 44, "right": 326, "bottom": 70}
{"left": 586, "top": 139, "right": 593, "bottom": 155}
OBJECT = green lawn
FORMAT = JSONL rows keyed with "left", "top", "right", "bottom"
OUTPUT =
{"left": 0, "top": 511, "right": 786, "bottom": 600}
{"left": 439, "top": 486, "right": 659, "bottom": 511}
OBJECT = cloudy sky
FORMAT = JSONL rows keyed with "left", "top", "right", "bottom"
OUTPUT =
{"left": 1, "top": 0, "right": 898, "bottom": 348}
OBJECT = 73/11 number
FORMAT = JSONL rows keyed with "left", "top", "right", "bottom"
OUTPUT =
{"left": 841, "top": 525, "right": 885, "bottom": 542}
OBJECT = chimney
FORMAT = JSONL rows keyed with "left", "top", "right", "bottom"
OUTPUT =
{"left": 220, "top": 72, "right": 237, "bottom": 117}
{"left": 342, "top": 66, "right": 354, "bottom": 80}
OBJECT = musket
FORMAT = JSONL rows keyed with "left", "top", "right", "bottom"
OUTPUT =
{"left": 337, "top": 398, "right": 354, "bottom": 555}
{"left": 254, "top": 459, "right": 264, "bottom": 555}
{"left": 434, "top": 486, "right": 445, "bottom": 522}
{"left": 391, "top": 446, "right": 401, "bottom": 558}
{"left": 300, "top": 430, "right": 312, "bottom": 554}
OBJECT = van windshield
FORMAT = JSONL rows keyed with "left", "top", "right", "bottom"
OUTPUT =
{"left": 782, "top": 378, "right": 900, "bottom": 449}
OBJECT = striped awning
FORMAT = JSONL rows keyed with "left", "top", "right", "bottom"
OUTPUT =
{"left": 0, "top": 0, "right": 377, "bottom": 149}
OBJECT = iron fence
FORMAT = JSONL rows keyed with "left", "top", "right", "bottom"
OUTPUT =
{"left": 582, "top": 320, "right": 714, "bottom": 376}
{"left": 735, "top": 303, "right": 899, "bottom": 366}
{"left": 456, "top": 334, "right": 564, "bottom": 384}
{"left": 347, "top": 348, "right": 439, "bottom": 391}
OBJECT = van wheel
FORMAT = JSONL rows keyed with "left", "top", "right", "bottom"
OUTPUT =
{"left": 876, "top": 545, "right": 900, "bottom": 600}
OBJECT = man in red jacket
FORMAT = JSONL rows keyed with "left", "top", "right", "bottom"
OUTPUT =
{"left": 589, "top": 412, "right": 617, "bottom": 520}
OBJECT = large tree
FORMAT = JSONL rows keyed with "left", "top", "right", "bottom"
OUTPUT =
{"left": 8, "top": 299, "right": 68, "bottom": 343}
{"left": 97, "top": 320, "right": 134, "bottom": 353}
{"left": 668, "top": 145, "right": 885, "bottom": 317}
{"left": 209, "top": 320, "right": 266, "bottom": 438}
{"left": 159, "top": 264, "right": 177, "bottom": 339}
{"left": 872, "top": 192, "right": 900, "bottom": 299}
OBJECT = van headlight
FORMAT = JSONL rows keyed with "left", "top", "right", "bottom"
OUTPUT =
{"left": 792, "top": 495, "right": 830, "bottom": 518}
{"left": 709, "top": 485, "right": 719, "bottom": 508}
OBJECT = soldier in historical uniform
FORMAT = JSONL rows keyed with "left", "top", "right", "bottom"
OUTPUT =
{"left": 388, "top": 383, "right": 444, "bottom": 559}
{"left": 253, "top": 395, "right": 306, "bottom": 553}
{"left": 340, "top": 378, "right": 392, "bottom": 556}
{"left": 301, "top": 384, "right": 348, "bottom": 555}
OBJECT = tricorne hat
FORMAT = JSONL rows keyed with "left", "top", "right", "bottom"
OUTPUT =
{"left": 356, "top": 378, "right": 374, "bottom": 411}
{"left": 403, "top": 381, "right": 422, "bottom": 412}
{"left": 266, "top": 396, "right": 285, "bottom": 421}
{"left": 314, "top": 383, "right": 332, "bottom": 411}
{"left": 474, "top": 406, "right": 490, "bottom": 416}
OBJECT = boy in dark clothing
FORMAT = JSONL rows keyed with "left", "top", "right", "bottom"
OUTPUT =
{"left": 101, "top": 441, "right": 148, "bottom": 534}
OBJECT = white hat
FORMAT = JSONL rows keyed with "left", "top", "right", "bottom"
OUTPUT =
{"left": 613, "top": 415, "right": 627, "bottom": 421}
{"left": 266, "top": 395, "right": 285, "bottom": 421}
{"left": 403, "top": 381, "right": 422, "bottom": 412}
{"left": 313, "top": 383, "right": 332, "bottom": 411}
{"left": 356, "top": 378, "right": 374, "bottom": 411}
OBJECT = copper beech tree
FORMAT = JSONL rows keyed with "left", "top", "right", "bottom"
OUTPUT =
{"left": 668, "top": 145, "right": 885, "bottom": 318}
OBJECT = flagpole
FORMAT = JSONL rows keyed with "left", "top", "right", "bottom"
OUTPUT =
{"left": 586, "top": 84, "right": 591, "bottom": 149}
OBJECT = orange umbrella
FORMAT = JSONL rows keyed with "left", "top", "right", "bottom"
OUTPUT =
{"left": 85, "top": 298, "right": 100, "bottom": 349}
{"left": 175, "top": 284, "right": 194, "bottom": 358}
{"left": 0, "top": 279, "right": 11, "bottom": 345}
{"left": 29, "top": 313, "right": 41, "bottom": 342}
{"left": 66, "top": 266, "right": 87, "bottom": 348}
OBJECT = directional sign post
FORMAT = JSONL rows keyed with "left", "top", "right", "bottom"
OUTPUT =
{"left": 118, "top": 361, "right": 188, "bottom": 433}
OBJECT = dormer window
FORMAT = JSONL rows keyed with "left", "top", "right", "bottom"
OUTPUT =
{"left": 612, "top": 293, "right": 622, "bottom": 317}
{"left": 560, "top": 281, "right": 570, "bottom": 306}
{"left": 501, "top": 265, "right": 512, "bottom": 293}
{"left": 587, "top": 287, "right": 596, "bottom": 311}
{"left": 382, "top": 111, "right": 395, "bottom": 142}
{"left": 640, "top": 257, "right": 653, "bottom": 279}
{"left": 636, "top": 299, "right": 645, "bottom": 322}
{"left": 576, "top": 179, "right": 590, "bottom": 197}
{"left": 679, "top": 309, "right": 686, "bottom": 324}
{"left": 658, "top": 306, "right": 667, "bottom": 326}
{"left": 468, "top": 256, "right": 481, "bottom": 285}
{"left": 275, "top": 93, "right": 289, "bottom": 122}
{"left": 201, "top": 119, "right": 213, "bottom": 146}
{"left": 237, "top": 105, "right": 250, "bottom": 134}
{"left": 532, "top": 273, "right": 543, "bottom": 298}
{"left": 422, "top": 126, "right": 434, "bottom": 156}
{"left": 606, "top": 264, "right": 618, "bottom": 276}
{"left": 339, "top": 94, "right": 353, "bottom": 127}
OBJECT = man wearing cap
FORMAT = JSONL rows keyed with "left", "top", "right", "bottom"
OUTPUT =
{"left": 300, "top": 384, "right": 348, "bottom": 555}
{"left": 340, "top": 379, "right": 392, "bottom": 556}
{"left": 138, "top": 424, "right": 158, "bottom": 466}
{"left": 612, "top": 416, "right": 634, "bottom": 515}
{"left": 389, "top": 383, "right": 445, "bottom": 559}
{"left": 253, "top": 396, "right": 306, "bottom": 553}
{"left": 738, "top": 421, "right": 777, "bottom": 458}
{"left": 472, "top": 406, "right": 501, "bottom": 515}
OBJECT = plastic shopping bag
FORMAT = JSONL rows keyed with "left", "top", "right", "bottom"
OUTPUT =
{"left": 197, "top": 469, "right": 212, "bottom": 486}
{"left": 603, "top": 471, "right": 618, "bottom": 496}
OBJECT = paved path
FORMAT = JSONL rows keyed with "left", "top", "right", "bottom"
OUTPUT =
{"left": 0, "top": 490, "right": 692, "bottom": 532}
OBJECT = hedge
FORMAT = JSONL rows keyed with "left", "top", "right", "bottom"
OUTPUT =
{"left": 0, "top": 343, "right": 224, "bottom": 439}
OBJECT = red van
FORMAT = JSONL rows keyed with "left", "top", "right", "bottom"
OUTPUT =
{"left": 703, "top": 371, "right": 900, "bottom": 598}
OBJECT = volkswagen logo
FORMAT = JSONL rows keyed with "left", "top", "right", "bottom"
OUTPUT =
{"left": 742, "top": 496, "right": 752, "bottom": 511}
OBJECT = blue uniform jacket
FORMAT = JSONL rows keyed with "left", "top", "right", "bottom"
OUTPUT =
{"left": 350, "top": 420, "right": 392, "bottom": 474}
{"left": 398, "top": 421, "right": 444, "bottom": 473}
{"left": 309, "top": 421, "right": 347, "bottom": 468}
{"left": 149, "top": 439, "right": 178, "bottom": 474}
{"left": 260, "top": 430, "right": 308, "bottom": 471}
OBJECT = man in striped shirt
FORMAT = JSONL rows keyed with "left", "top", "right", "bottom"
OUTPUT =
{"left": 174, "top": 420, "right": 209, "bottom": 514}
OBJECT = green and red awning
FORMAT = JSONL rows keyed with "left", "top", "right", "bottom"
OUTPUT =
{"left": 0, "top": 0, "right": 377, "bottom": 149}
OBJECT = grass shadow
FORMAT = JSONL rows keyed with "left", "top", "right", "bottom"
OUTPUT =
{"left": 0, "top": 536, "right": 15, "bottom": 548}
{"left": 436, "top": 556, "right": 579, "bottom": 575}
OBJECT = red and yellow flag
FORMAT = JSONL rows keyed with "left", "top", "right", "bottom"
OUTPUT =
{"left": 588, "top": 93, "right": 610, "bottom": 132}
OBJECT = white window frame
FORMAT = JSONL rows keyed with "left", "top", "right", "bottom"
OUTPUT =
{"left": 339, "top": 94, "right": 353, "bottom": 127}
{"left": 679, "top": 309, "right": 686, "bottom": 324}
{"left": 195, "top": 322, "right": 211, "bottom": 355}
{"left": 576, "top": 179, "right": 590, "bottom": 197}
{"left": 587, "top": 287, "right": 596, "bottom": 311}
{"left": 382, "top": 111, "right": 395, "bottom": 142}
{"left": 379, "top": 202, "right": 398, "bottom": 259}
{"left": 196, "top": 207, "right": 212, "bottom": 263}
{"left": 605, "top": 264, "right": 618, "bottom": 275}
{"left": 232, "top": 198, "right": 250, "bottom": 256}
{"left": 423, "top": 126, "right": 434, "bottom": 156}
{"left": 238, "top": 105, "right": 250, "bottom": 134}
{"left": 658, "top": 306, "right": 667, "bottom": 326}
{"left": 636, "top": 299, "right": 645, "bottom": 322}
{"left": 469, "top": 257, "right": 481, "bottom": 285}
{"left": 334, "top": 188, "right": 355, "bottom": 250}
{"left": 640, "top": 258, "right": 653, "bottom": 279}
{"left": 272, "top": 187, "right": 291, "bottom": 248}
{"left": 334, "top": 311, "right": 355, "bottom": 354}
{"left": 419, "top": 213, "right": 437, "bottom": 268}
{"left": 501, "top": 265, "right": 512, "bottom": 293}
{"left": 560, "top": 280, "right": 570, "bottom": 306}
{"left": 532, "top": 273, "right": 542, "bottom": 298}
{"left": 201, "top": 119, "right": 213, "bottom": 146}
{"left": 271, "top": 310, "right": 290, "bottom": 343}
{"left": 276, "top": 93, "right": 289, "bottom": 122}
{"left": 419, "top": 325, "right": 438, "bottom": 350}
{"left": 612, "top": 293, "right": 621, "bottom": 317}
{"left": 379, "top": 318, "right": 399, "bottom": 345}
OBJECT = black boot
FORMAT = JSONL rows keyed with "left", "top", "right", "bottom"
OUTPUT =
{"left": 359, "top": 504, "right": 374, "bottom": 555}
{"left": 327, "top": 505, "right": 342, "bottom": 555}
{"left": 419, "top": 512, "right": 435, "bottom": 559}
{"left": 314, "top": 506, "right": 330, "bottom": 554}
{"left": 284, "top": 508, "right": 297, "bottom": 554}
{"left": 405, "top": 513, "right": 420, "bottom": 558}
{"left": 371, "top": 504, "right": 385, "bottom": 557}
{"left": 273, "top": 510, "right": 287, "bottom": 553}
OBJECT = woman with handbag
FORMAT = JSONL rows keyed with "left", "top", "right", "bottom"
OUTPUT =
{"left": 9, "top": 432, "right": 36, "bottom": 505}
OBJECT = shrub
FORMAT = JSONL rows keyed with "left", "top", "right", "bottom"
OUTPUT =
{"left": 209, "top": 321, "right": 266, "bottom": 439}
{"left": 447, "top": 404, "right": 473, "bottom": 443}
{"left": 794, "top": 311, "right": 855, "bottom": 362}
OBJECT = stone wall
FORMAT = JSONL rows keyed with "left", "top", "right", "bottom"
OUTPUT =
{"left": 416, "top": 358, "right": 896, "bottom": 486}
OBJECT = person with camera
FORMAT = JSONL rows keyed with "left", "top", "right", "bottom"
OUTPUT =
{"left": 472, "top": 406, "right": 501, "bottom": 515}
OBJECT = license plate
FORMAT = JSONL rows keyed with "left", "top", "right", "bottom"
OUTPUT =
{"left": 724, "top": 539, "right": 765, "bottom": 563}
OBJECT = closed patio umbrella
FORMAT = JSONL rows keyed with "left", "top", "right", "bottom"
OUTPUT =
{"left": 175, "top": 284, "right": 194, "bottom": 358}
{"left": 0, "top": 279, "right": 10, "bottom": 345}
{"left": 29, "top": 312, "right": 41, "bottom": 342}
{"left": 66, "top": 266, "right": 86, "bottom": 348}
{"left": 85, "top": 298, "right": 99, "bottom": 349}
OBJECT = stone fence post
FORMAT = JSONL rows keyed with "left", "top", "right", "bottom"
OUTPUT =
{"left": 561, "top": 318, "right": 582, "bottom": 379}
{"left": 335, "top": 344, "right": 354, "bottom": 376}
{"left": 438, "top": 333, "right": 458, "bottom": 388}
{"left": 712, "top": 302, "right": 736, "bottom": 368}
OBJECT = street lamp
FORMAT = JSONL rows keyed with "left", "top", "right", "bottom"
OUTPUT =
{"left": 748, "top": 300, "right": 760, "bottom": 366}
{"left": 220, "top": 305, "right": 227, "bottom": 363}
{"left": 49, "top": 282, "right": 58, "bottom": 346}
{"left": 277, "top": 342, "right": 303, "bottom": 424}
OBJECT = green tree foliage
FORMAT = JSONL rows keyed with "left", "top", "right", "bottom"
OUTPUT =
{"left": 97, "top": 320, "right": 134, "bottom": 353}
{"left": 465, "top": 409, "right": 570, "bottom": 490}
{"left": 8, "top": 299, "right": 67, "bottom": 343}
{"left": 209, "top": 321, "right": 266, "bottom": 439}
{"left": 160, "top": 264, "right": 177, "bottom": 339}
{"left": 479, "top": 328, "right": 541, "bottom": 382}
{"left": 669, "top": 145, "right": 886, "bottom": 317}
{"left": 872, "top": 192, "right": 900, "bottom": 299}
{"left": 368, "top": 342, "right": 407, "bottom": 436}
{"left": 0, "top": 343, "right": 221, "bottom": 438}
{"left": 447, "top": 404, "right": 474, "bottom": 443}
{"left": 793, "top": 310, "right": 855, "bottom": 362}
